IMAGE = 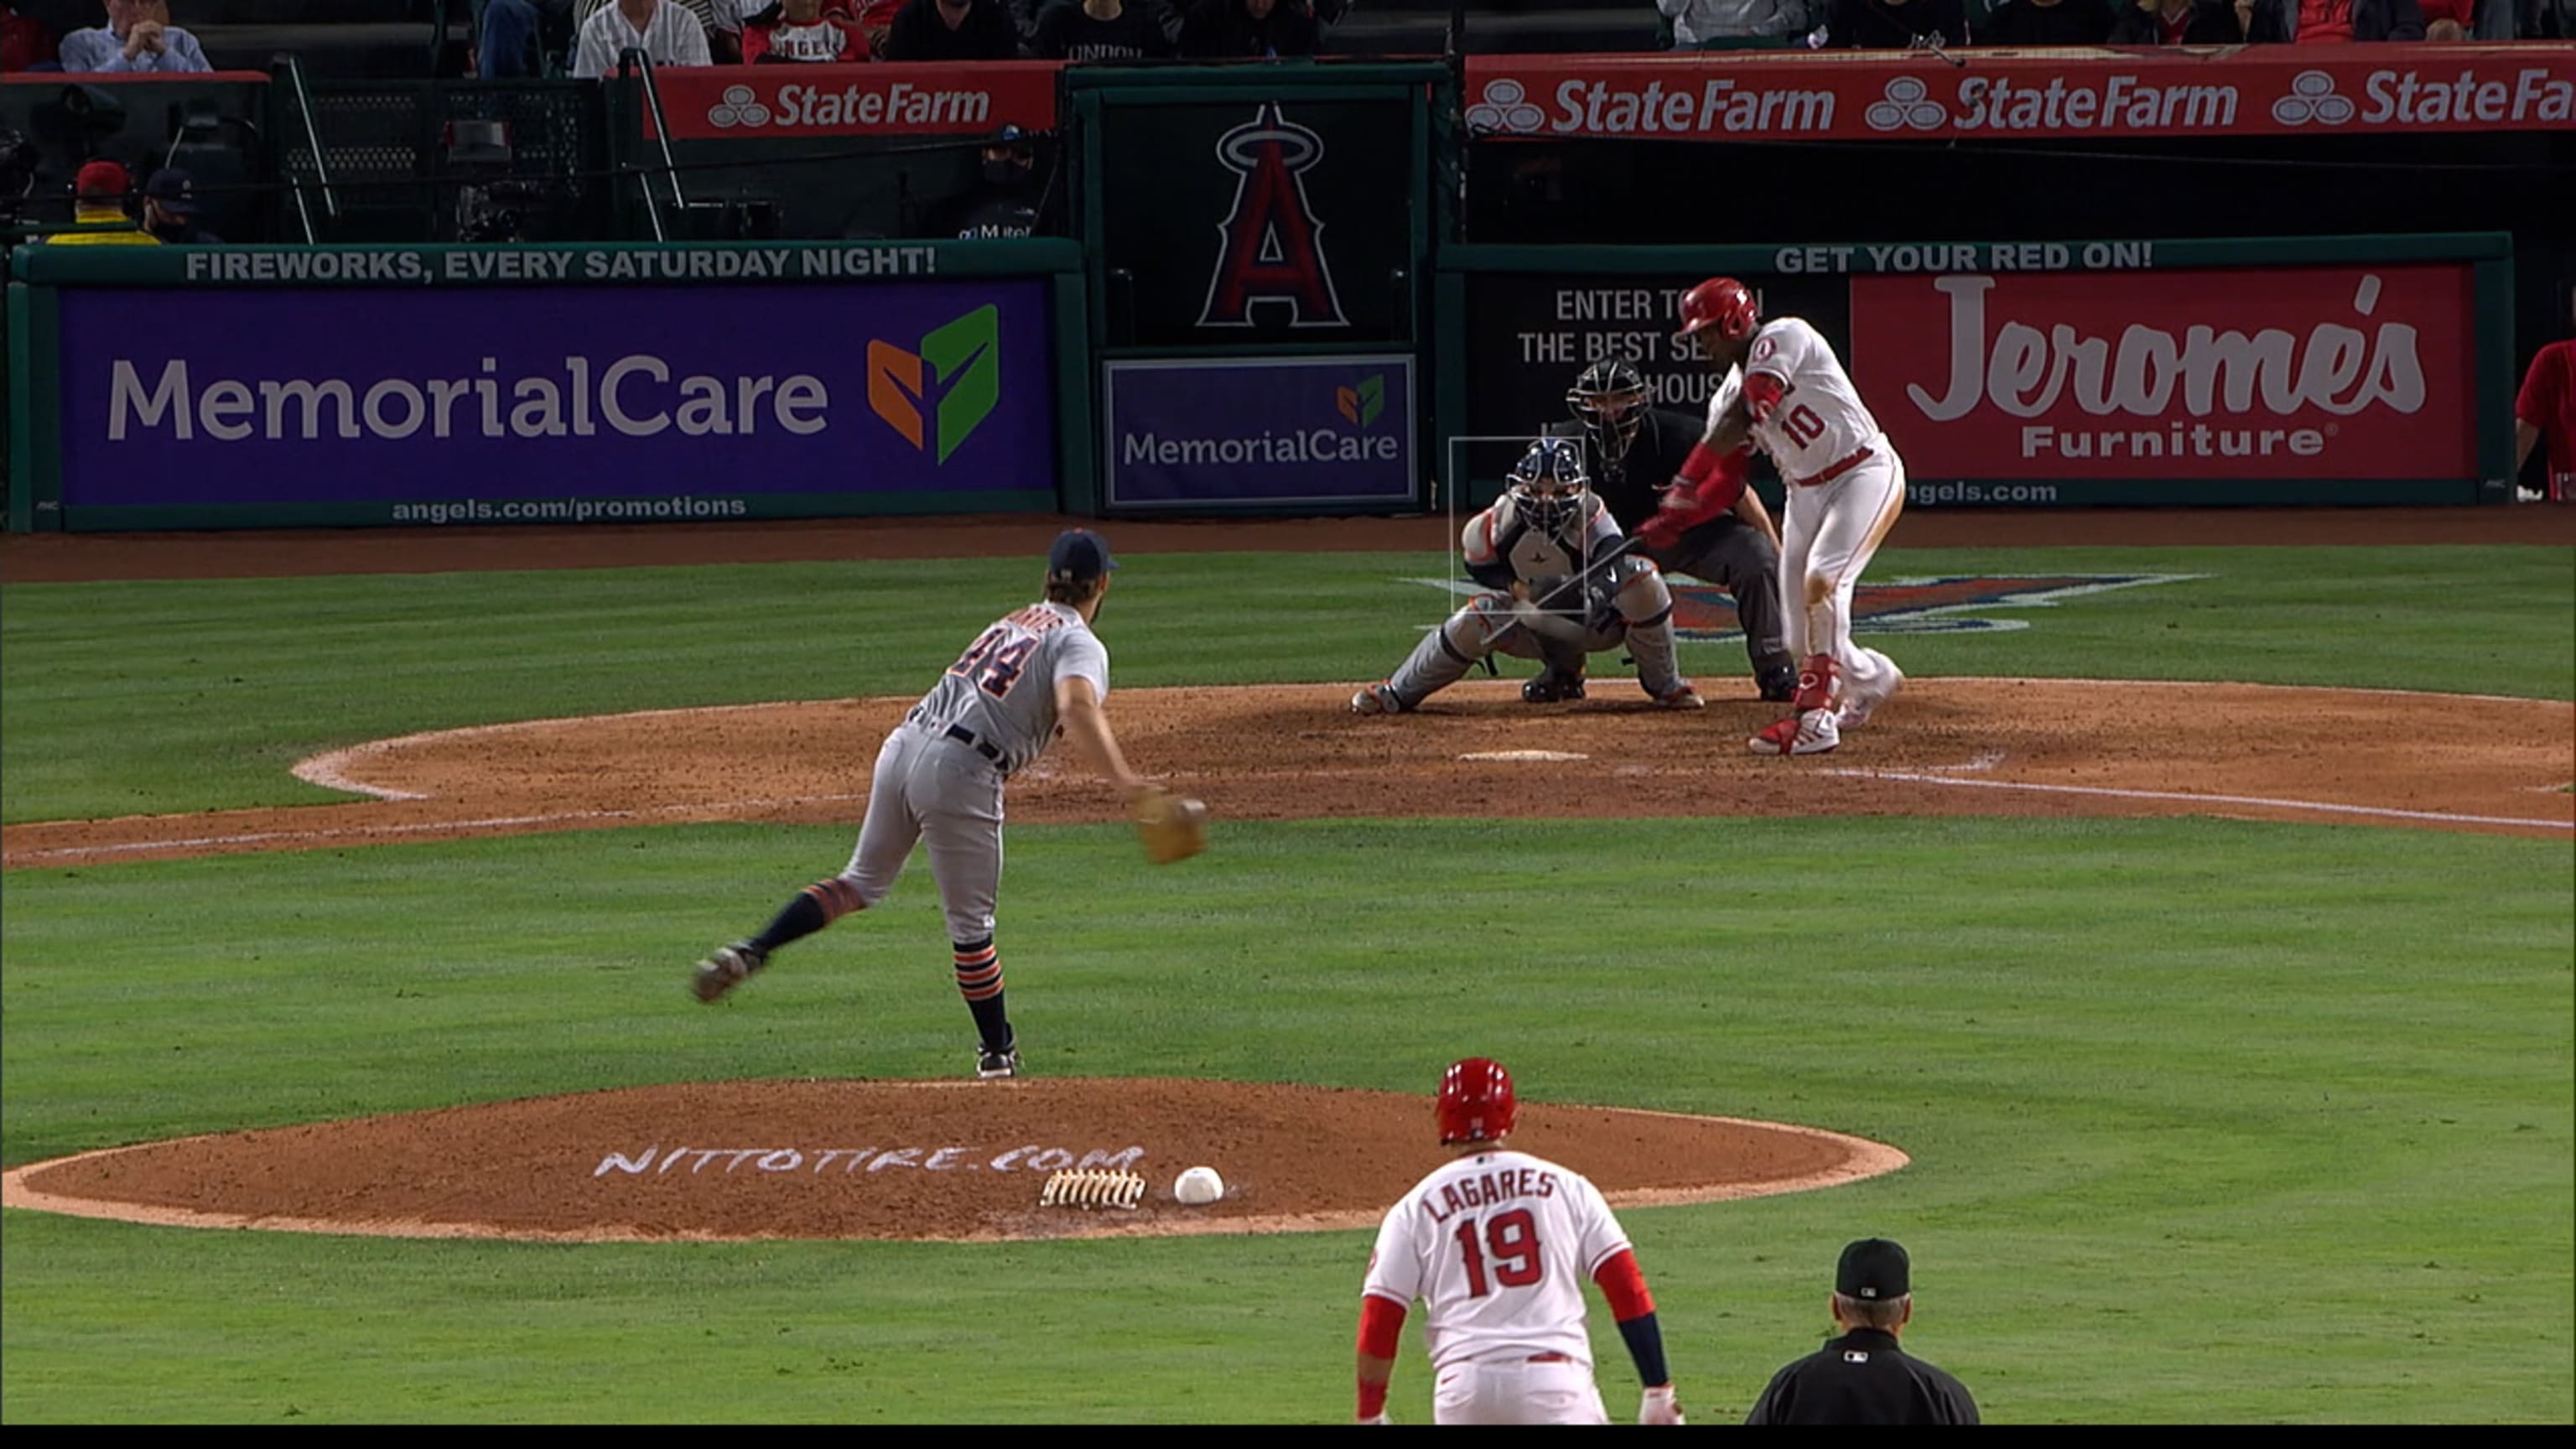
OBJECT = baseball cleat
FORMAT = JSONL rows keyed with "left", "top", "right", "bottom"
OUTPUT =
{"left": 1749, "top": 709, "right": 1841, "bottom": 756}
{"left": 1650, "top": 683, "right": 1706, "bottom": 710}
{"left": 1757, "top": 666, "right": 1799, "bottom": 704}
{"left": 975, "top": 1040, "right": 1020, "bottom": 1079}
{"left": 1837, "top": 656, "right": 1906, "bottom": 730}
{"left": 691, "top": 942, "right": 766, "bottom": 1003}
{"left": 1521, "top": 669, "right": 1587, "bottom": 704}
{"left": 1349, "top": 682, "right": 1409, "bottom": 715}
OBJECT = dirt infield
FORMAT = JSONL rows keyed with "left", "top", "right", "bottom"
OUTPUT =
{"left": 0, "top": 1079, "right": 1908, "bottom": 1244}
{"left": 3, "top": 678, "right": 2567, "bottom": 873}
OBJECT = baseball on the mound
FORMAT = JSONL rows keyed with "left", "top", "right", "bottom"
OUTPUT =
{"left": 1174, "top": 1166, "right": 1226, "bottom": 1206}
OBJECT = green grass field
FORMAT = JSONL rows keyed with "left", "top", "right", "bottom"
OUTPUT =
{"left": 3, "top": 543, "right": 2571, "bottom": 1424}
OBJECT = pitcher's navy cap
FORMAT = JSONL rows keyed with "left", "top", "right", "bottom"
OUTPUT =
{"left": 1047, "top": 529, "right": 1115, "bottom": 583}
{"left": 1836, "top": 1239, "right": 1910, "bottom": 1301}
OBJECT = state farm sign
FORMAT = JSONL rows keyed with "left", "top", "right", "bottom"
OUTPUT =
{"left": 641, "top": 61, "right": 1061, "bottom": 141}
{"left": 1462, "top": 45, "right": 2575, "bottom": 143}
{"left": 1849, "top": 266, "right": 2476, "bottom": 481}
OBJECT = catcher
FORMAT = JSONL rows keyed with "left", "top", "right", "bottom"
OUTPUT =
{"left": 692, "top": 529, "right": 1205, "bottom": 1080}
{"left": 1553, "top": 359, "right": 1795, "bottom": 702}
{"left": 1352, "top": 437, "right": 1701, "bottom": 714}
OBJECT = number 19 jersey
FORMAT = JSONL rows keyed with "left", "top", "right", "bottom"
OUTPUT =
{"left": 1361, "top": 1149, "right": 1633, "bottom": 1372}
{"left": 909, "top": 601, "right": 1109, "bottom": 776}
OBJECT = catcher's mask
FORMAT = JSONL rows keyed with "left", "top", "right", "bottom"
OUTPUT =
{"left": 1568, "top": 359, "right": 1651, "bottom": 469}
{"left": 1437, "top": 1057, "right": 1518, "bottom": 1145}
{"left": 1508, "top": 436, "right": 1592, "bottom": 536}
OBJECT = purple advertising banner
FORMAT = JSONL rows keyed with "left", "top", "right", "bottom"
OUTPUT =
{"left": 55, "top": 281, "right": 1052, "bottom": 509}
{"left": 1102, "top": 355, "right": 1417, "bottom": 508}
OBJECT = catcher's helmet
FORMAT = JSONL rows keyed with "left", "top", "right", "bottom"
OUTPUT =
{"left": 1507, "top": 435, "right": 1591, "bottom": 534}
{"left": 1436, "top": 1057, "right": 1518, "bottom": 1145}
{"left": 1568, "top": 359, "right": 1651, "bottom": 467}
{"left": 1675, "top": 277, "right": 1759, "bottom": 346}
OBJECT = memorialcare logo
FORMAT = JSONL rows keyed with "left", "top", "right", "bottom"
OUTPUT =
{"left": 1198, "top": 103, "right": 1348, "bottom": 329}
{"left": 1406, "top": 574, "right": 2196, "bottom": 638}
{"left": 867, "top": 305, "right": 1000, "bottom": 463}
{"left": 1337, "top": 374, "right": 1384, "bottom": 428}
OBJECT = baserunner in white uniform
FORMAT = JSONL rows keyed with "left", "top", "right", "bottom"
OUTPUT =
{"left": 1354, "top": 1058, "right": 1685, "bottom": 1427}
{"left": 691, "top": 530, "right": 1150, "bottom": 1080}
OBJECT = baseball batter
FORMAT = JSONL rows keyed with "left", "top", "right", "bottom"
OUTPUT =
{"left": 691, "top": 530, "right": 1150, "bottom": 1080}
{"left": 1355, "top": 1058, "right": 1685, "bottom": 1427}
{"left": 1645, "top": 278, "right": 1907, "bottom": 756}
{"left": 1351, "top": 437, "right": 1702, "bottom": 714}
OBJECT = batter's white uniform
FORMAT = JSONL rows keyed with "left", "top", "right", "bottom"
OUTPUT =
{"left": 1711, "top": 317, "right": 1905, "bottom": 715}
{"left": 1361, "top": 1149, "right": 1635, "bottom": 1426}
{"left": 835, "top": 601, "right": 1109, "bottom": 943}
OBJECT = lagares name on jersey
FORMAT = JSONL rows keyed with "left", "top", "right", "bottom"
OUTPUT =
{"left": 1423, "top": 1165, "right": 1561, "bottom": 1225}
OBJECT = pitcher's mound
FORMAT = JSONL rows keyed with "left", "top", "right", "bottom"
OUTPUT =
{"left": 1, "top": 1078, "right": 1905, "bottom": 1244}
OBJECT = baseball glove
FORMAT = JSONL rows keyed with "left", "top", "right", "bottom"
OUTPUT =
{"left": 1133, "top": 786, "right": 1209, "bottom": 865}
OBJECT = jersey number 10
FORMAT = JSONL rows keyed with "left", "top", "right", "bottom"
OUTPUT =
{"left": 950, "top": 626, "right": 1039, "bottom": 699}
{"left": 1453, "top": 1208, "right": 1545, "bottom": 1296}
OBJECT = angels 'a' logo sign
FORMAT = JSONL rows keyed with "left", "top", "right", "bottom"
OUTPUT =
{"left": 1198, "top": 103, "right": 1348, "bottom": 330}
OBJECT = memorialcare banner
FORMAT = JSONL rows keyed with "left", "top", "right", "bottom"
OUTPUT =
{"left": 1847, "top": 264, "right": 2479, "bottom": 486}
{"left": 54, "top": 281, "right": 1056, "bottom": 523}
{"left": 1461, "top": 45, "right": 2576, "bottom": 143}
{"left": 1097, "top": 99, "right": 1415, "bottom": 347}
{"left": 1103, "top": 355, "right": 1416, "bottom": 509}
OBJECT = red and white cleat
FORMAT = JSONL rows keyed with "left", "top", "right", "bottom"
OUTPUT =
{"left": 1748, "top": 709, "right": 1841, "bottom": 756}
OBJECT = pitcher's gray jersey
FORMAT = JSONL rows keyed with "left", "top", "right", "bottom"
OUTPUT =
{"left": 911, "top": 602, "right": 1109, "bottom": 775}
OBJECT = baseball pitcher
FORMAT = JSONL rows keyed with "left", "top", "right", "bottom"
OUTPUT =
{"left": 1645, "top": 278, "right": 1908, "bottom": 756}
{"left": 1351, "top": 437, "right": 1703, "bottom": 714}
{"left": 1553, "top": 359, "right": 1797, "bottom": 703}
{"left": 691, "top": 530, "right": 1161, "bottom": 1080}
{"left": 1354, "top": 1058, "right": 1685, "bottom": 1427}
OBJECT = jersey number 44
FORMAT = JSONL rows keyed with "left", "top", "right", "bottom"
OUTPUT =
{"left": 950, "top": 626, "right": 1039, "bottom": 699}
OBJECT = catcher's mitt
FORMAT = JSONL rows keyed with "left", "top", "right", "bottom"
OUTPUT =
{"left": 1133, "top": 786, "right": 1209, "bottom": 865}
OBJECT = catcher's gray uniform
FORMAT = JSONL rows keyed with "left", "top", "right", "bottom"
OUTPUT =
{"left": 1353, "top": 439, "right": 1700, "bottom": 713}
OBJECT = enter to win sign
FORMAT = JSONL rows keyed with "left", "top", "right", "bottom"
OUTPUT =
{"left": 1846, "top": 265, "right": 2477, "bottom": 482}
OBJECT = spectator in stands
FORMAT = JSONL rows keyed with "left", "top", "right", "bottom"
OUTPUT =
{"left": 2244, "top": 0, "right": 2427, "bottom": 36}
{"left": 39, "top": 158, "right": 156, "bottom": 243}
{"left": 140, "top": 164, "right": 217, "bottom": 242}
{"left": 1831, "top": 0, "right": 1966, "bottom": 45}
{"left": 3, "top": 3, "right": 60, "bottom": 71}
{"left": 1176, "top": 0, "right": 1319, "bottom": 54}
{"left": 572, "top": 0, "right": 715, "bottom": 75}
{"left": 1975, "top": 0, "right": 2117, "bottom": 40}
{"left": 1658, "top": 0, "right": 1823, "bottom": 48}
{"left": 573, "top": 0, "right": 743, "bottom": 64}
{"left": 479, "top": 0, "right": 580, "bottom": 78}
{"left": 1031, "top": 0, "right": 1176, "bottom": 57}
{"left": 2106, "top": 0, "right": 2246, "bottom": 39}
{"left": 745, "top": 0, "right": 872, "bottom": 56}
{"left": 882, "top": 0, "right": 1025, "bottom": 56}
{"left": 58, "top": 0, "right": 210, "bottom": 73}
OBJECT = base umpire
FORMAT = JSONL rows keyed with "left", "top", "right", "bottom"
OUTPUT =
{"left": 1550, "top": 359, "right": 1796, "bottom": 702}
{"left": 1743, "top": 1238, "right": 1981, "bottom": 1426}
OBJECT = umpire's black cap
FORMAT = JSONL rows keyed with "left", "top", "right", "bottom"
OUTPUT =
{"left": 1047, "top": 528, "right": 1117, "bottom": 584}
{"left": 1836, "top": 1239, "right": 1911, "bottom": 1301}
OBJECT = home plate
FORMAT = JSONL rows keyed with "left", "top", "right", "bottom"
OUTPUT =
{"left": 1459, "top": 750, "right": 1592, "bottom": 762}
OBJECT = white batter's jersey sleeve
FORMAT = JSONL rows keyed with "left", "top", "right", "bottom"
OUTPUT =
{"left": 1742, "top": 317, "right": 1883, "bottom": 480}
{"left": 1360, "top": 1150, "right": 1631, "bottom": 1373}
{"left": 906, "top": 602, "right": 1107, "bottom": 775}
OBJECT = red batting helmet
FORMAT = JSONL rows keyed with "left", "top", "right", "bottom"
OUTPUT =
{"left": 1675, "top": 277, "right": 1759, "bottom": 344}
{"left": 1436, "top": 1057, "right": 1518, "bottom": 1145}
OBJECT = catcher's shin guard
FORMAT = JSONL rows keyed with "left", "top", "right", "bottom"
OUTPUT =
{"left": 1613, "top": 568, "right": 1690, "bottom": 701}
{"left": 1386, "top": 595, "right": 1509, "bottom": 706}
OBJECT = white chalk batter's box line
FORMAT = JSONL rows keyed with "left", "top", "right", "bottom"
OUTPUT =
{"left": 1400, "top": 572, "right": 2209, "bottom": 637}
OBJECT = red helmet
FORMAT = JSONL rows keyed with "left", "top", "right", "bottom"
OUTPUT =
{"left": 1436, "top": 1057, "right": 1518, "bottom": 1145}
{"left": 1675, "top": 277, "right": 1759, "bottom": 344}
